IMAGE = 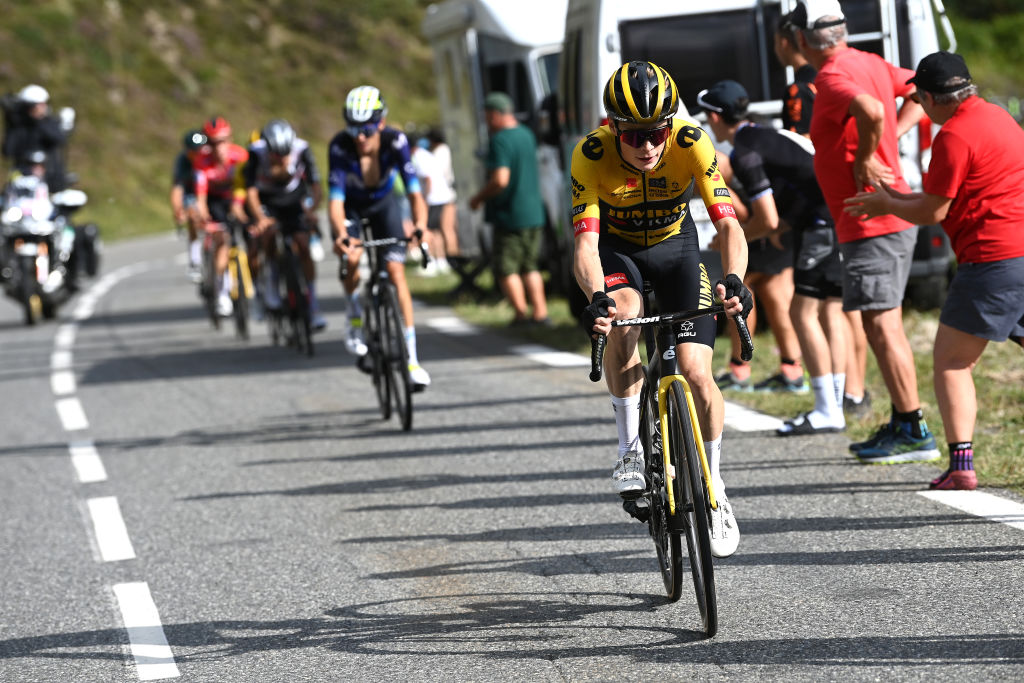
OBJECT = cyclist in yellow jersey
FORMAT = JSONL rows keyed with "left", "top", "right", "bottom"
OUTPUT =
{"left": 573, "top": 61, "right": 753, "bottom": 558}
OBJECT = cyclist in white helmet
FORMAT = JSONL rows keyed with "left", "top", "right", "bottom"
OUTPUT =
{"left": 327, "top": 85, "right": 432, "bottom": 388}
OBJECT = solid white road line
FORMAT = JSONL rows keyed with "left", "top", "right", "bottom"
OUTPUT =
{"left": 55, "top": 397, "right": 89, "bottom": 431}
{"left": 113, "top": 582, "right": 180, "bottom": 680}
{"left": 427, "top": 316, "right": 480, "bottom": 336}
{"left": 919, "top": 490, "right": 1024, "bottom": 532}
{"left": 86, "top": 497, "right": 136, "bottom": 562}
{"left": 70, "top": 441, "right": 107, "bottom": 483}
{"left": 510, "top": 344, "right": 591, "bottom": 368}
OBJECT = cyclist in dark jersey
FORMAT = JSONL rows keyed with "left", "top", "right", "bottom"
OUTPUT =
{"left": 573, "top": 61, "right": 752, "bottom": 558}
{"left": 244, "top": 119, "right": 325, "bottom": 330}
{"left": 700, "top": 79, "right": 848, "bottom": 436}
{"left": 171, "top": 129, "right": 208, "bottom": 281}
{"left": 327, "top": 85, "right": 431, "bottom": 388}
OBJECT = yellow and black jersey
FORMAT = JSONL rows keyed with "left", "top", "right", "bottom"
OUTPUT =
{"left": 570, "top": 119, "right": 735, "bottom": 247}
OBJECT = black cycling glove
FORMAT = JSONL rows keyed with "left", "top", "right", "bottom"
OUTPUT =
{"left": 580, "top": 290, "right": 616, "bottom": 332}
{"left": 717, "top": 273, "right": 753, "bottom": 317}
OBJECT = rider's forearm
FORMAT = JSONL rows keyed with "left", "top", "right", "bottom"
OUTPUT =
{"left": 716, "top": 218, "right": 748, "bottom": 280}
{"left": 328, "top": 199, "right": 347, "bottom": 240}
{"left": 573, "top": 236, "right": 605, "bottom": 298}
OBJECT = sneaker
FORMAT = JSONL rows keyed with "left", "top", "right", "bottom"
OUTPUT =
{"left": 612, "top": 451, "right": 646, "bottom": 495}
{"left": 709, "top": 492, "right": 740, "bottom": 558}
{"left": 715, "top": 370, "right": 751, "bottom": 391}
{"left": 187, "top": 262, "right": 202, "bottom": 283}
{"left": 843, "top": 390, "right": 873, "bottom": 419}
{"left": 408, "top": 363, "right": 431, "bottom": 388}
{"left": 216, "top": 293, "right": 233, "bottom": 317}
{"left": 753, "top": 372, "right": 809, "bottom": 393}
{"left": 849, "top": 420, "right": 895, "bottom": 453}
{"left": 312, "top": 315, "right": 327, "bottom": 333}
{"left": 776, "top": 411, "right": 845, "bottom": 436}
{"left": 854, "top": 422, "right": 941, "bottom": 464}
{"left": 345, "top": 317, "right": 368, "bottom": 356}
{"left": 929, "top": 468, "right": 978, "bottom": 491}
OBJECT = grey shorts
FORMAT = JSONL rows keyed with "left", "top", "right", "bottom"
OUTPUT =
{"left": 839, "top": 226, "right": 918, "bottom": 311}
{"left": 793, "top": 223, "right": 843, "bottom": 300}
{"left": 940, "top": 256, "right": 1024, "bottom": 341}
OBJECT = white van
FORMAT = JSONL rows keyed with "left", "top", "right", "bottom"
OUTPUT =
{"left": 421, "top": 0, "right": 569, "bottom": 282}
{"left": 558, "top": 0, "right": 958, "bottom": 306}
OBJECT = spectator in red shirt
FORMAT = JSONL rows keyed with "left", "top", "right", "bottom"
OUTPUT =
{"left": 793, "top": 0, "right": 936, "bottom": 465}
{"left": 844, "top": 51, "right": 1024, "bottom": 490}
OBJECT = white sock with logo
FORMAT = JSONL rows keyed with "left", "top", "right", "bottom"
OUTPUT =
{"left": 611, "top": 394, "right": 642, "bottom": 460}
{"left": 704, "top": 435, "right": 724, "bottom": 498}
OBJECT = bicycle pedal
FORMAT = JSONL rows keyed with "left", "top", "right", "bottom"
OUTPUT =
{"left": 355, "top": 355, "right": 373, "bottom": 375}
{"left": 622, "top": 498, "right": 651, "bottom": 523}
{"left": 619, "top": 489, "right": 644, "bottom": 502}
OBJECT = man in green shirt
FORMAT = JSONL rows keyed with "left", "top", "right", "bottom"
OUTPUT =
{"left": 470, "top": 91, "right": 550, "bottom": 325}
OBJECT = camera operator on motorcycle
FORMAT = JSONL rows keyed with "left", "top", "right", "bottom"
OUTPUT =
{"left": 2, "top": 84, "right": 75, "bottom": 192}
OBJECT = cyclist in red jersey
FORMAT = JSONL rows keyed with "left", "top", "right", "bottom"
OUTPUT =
{"left": 194, "top": 116, "right": 249, "bottom": 317}
{"left": 844, "top": 52, "right": 1024, "bottom": 491}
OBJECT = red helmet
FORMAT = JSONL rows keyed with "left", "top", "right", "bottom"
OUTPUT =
{"left": 203, "top": 116, "right": 232, "bottom": 139}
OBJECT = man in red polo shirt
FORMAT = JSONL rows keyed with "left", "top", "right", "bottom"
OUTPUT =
{"left": 844, "top": 51, "right": 1024, "bottom": 490}
{"left": 793, "top": 0, "right": 936, "bottom": 465}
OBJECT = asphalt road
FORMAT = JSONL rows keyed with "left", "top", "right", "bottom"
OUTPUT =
{"left": 1, "top": 233, "right": 1022, "bottom": 682}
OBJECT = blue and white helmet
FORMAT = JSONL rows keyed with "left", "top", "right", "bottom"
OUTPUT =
{"left": 344, "top": 85, "right": 387, "bottom": 125}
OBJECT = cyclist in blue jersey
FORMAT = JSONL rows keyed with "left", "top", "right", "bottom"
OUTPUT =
{"left": 328, "top": 85, "right": 431, "bottom": 388}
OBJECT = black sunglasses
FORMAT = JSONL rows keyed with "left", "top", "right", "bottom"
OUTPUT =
{"left": 347, "top": 123, "right": 380, "bottom": 138}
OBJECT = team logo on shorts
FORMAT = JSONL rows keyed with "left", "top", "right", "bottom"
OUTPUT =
{"left": 676, "top": 320, "right": 696, "bottom": 338}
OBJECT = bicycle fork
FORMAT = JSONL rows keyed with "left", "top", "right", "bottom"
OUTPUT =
{"left": 228, "top": 247, "right": 254, "bottom": 300}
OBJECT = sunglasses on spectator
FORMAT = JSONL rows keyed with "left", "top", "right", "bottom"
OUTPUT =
{"left": 618, "top": 122, "right": 673, "bottom": 148}
{"left": 348, "top": 123, "right": 380, "bottom": 138}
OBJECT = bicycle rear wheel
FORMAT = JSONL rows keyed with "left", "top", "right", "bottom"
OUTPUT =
{"left": 667, "top": 380, "right": 717, "bottom": 637}
{"left": 641, "top": 378, "right": 682, "bottom": 600}
{"left": 201, "top": 251, "right": 220, "bottom": 330}
{"left": 380, "top": 283, "right": 412, "bottom": 431}
{"left": 283, "top": 249, "right": 313, "bottom": 357}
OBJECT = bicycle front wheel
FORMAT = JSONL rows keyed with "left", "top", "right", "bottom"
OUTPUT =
{"left": 667, "top": 379, "right": 717, "bottom": 637}
{"left": 381, "top": 283, "right": 412, "bottom": 431}
{"left": 365, "top": 291, "right": 391, "bottom": 420}
{"left": 641, "top": 378, "right": 682, "bottom": 600}
{"left": 232, "top": 252, "right": 249, "bottom": 340}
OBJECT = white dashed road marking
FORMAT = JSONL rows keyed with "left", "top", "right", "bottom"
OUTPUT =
{"left": 86, "top": 496, "right": 136, "bottom": 562}
{"left": 113, "top": 582, "right": 181, "bottom": 681}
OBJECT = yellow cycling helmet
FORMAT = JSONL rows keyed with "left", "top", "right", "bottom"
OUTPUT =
{"left": 603, "top": 61, "right": 679, "bottom": 125}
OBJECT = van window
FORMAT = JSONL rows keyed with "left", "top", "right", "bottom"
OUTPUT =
{"left": 538, "top": 52, "right": 560, "bottom": 95}
{"left": 561, "top": 26, "right": 584, "bottom": 135}
{"left": 619, "top": 7, "right": 786, "bottom": 113}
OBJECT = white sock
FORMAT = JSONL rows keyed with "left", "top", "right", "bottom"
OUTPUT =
{"left": 189, "top": 240, "right": 201, "bottom": 265}
{"left": 347, "top": 292, "right": 361, "bottom": 319}
{"left": 309, "top": 281, "right": 320, "bottom": 314}
{"left": 704, "top": 435, "right": 724, "bottom": 498}
{"left": 832, "top": 372, "right": 846, "bottom": 408}
{"left": 611, "top": 394, "right": 642, "bottom": 459}
{"left": 220, "top": 272, "right": 232, "bottom": 296}
{"left": 405, "top": 326, "right": 419, "bottom": 365}
{"left": 803, "top": 375, "right": 844, "bottom": 428}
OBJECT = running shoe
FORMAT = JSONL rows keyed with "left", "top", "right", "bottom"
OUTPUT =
{"left": 753, "top": 372, "right": 809, "bottom": 393}
{"left": 715, "top": 370, "right": 751, "bottom": 392}
{"left": 854, "top": 422, "right": 941, "bottom": 464}
{"left": 849, "top": 420, "right": 895, "bottom": 453}
{"left": 709, "top": 492, "right": 740, "bottom": 558}
{"left": 843, "top": 389, "right": 872, "bottom": 419}
{"left": 929, "top": 469, "right": 978, "bottom": 491}
{"left": 612, "top": 451, "right": 646, "bottom": 495}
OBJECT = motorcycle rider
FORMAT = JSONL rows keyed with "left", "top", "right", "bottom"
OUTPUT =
{"left": 2, "top": 85, "right": 74, "bottom": 191}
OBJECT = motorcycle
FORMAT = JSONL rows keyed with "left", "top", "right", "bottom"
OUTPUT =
{"left": 0, "top": 173, "right": 93, "bottom": 324}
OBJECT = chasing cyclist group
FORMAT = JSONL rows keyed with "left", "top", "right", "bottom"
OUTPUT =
{"left": 170, "top": 86, "right": 432, "bottom": 388}
{"left": 169, "top": 0, "right": 1024, "bottom": 562}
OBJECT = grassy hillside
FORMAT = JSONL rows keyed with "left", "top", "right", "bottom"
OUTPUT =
{"left": 0, "top": 0, "right": 437, "bottom": 239}
{"left": 0, "top": 1, "right": 1020, "bottom": 242}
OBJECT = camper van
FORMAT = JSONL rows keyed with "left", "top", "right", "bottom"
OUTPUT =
{"left": 421, "top": 0, "right": 570, "bottom": 287}
{"left": 558, "top": 0, "right": 958, "bottom": 307}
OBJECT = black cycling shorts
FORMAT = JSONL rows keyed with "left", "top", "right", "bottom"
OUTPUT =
{"left": 598, "top": 230, "right": 717, "bottom": 348}
{"left": 265, "top": 202, "right": 311, "bottom": 236}
{"left": 346, "top": 193, "right": 406, "bottom": 264}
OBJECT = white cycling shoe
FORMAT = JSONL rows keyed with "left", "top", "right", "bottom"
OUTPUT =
{"left": 344, "top": 318, "right": 368, "bottom": 356}
{"left": 709, "top": 491, "right": 740, "bottom": 558}
{"left": 612, "top": 451, "right": 646, "bottom": 495}
{"left": 408, "top": 363, "right": 431, "bottom": 388}
{"left": 216, "top": 293, "right": 233, "bottom": 317}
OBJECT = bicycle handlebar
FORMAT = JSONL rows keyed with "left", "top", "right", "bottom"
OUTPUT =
{"left": 588, "top": 304, "right": 754, "bottom": 383}
{"left": 341, "top": 228, "right": 429, "bottom": 268}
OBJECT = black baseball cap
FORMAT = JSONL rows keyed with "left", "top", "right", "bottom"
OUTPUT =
{"left": 906, "top": 51, "right": 972, "bottom": 94}
{"left": 696, "top": 80, "right": 750, "bottom": 120}
{"left": 792, "top": 0, "right": 846, "bottom": 30}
